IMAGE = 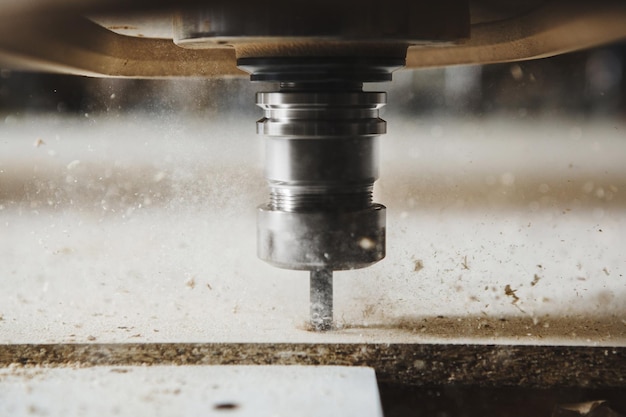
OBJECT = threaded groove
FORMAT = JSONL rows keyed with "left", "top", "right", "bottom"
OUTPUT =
{"left": 269, "top": 186, "right": 373, "bottom": 212}
{"left": 260, "top": 83, "right": 384, "bottom": 214}
{"left": 251, "top": 74, "right": 389, "bottom": 272}
{"left": 256, "top": 89, "right": 386, "bottom": 138}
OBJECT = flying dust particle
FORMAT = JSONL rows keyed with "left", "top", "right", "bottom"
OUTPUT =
{"left": 34, "top": 138, "right": 45, "bottom": 147}
{"left": 531, "top": 274, "right": 541, "bottom": 286}
{"left": 510, "top": 64, "right": 523, "bottom": 80}
{"left": 185, "top": 277, "right": 196, "bottom": 289}
{"left": 504, "top": 285, "right": 520, "bottom": 304}
{"left": 414, "top": 259, "right": 424, "bottom": 272}
{"left": 461, "top": 256, "right": 470, "bottom": 270}
{"left": 358, "top": 237, "right": 375, "bottom": 250}
{"left": 214, "top": 403, "right": 239, "bottom": 411}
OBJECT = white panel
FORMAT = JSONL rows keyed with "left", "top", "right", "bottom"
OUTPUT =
{"left": 0, "top": 365, "right": 383, "bottom": 417}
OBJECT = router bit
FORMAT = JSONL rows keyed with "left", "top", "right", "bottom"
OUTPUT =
{"left": 239, "top": 58, "right": 399, "bottom": 330}
{"left": 310, "top": 269, "right": 333, "bottom": 331}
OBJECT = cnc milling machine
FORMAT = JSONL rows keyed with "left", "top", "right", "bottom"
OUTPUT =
{"left": 1, "top": 1, "right": 626, "bottom": 416}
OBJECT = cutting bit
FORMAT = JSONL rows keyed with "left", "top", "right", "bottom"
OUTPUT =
{"left": 310, "top": 269, "right": 333, "bottom": 331}
{"left": 246, "top": 60, "right": 392, "bottom": 332}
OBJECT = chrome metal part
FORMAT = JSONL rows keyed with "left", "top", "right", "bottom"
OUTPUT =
{"left": 310, "top": 269, "right": 333, "bottom": 331}
{"left": 242, "top": 58, "right": 398, "bottom": 330}
{"left": 255, "top": 84, "right": 387, "bottom": 273}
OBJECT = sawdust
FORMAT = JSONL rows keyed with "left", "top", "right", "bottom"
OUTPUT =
{"left": 185, "top": 277, "right": 196, "bottom": 289}
{"left": 461, "top": 256, "right": 470, "bottom": 270}
{"left": 234, "top": 41, "right": 408, "bottom": 59}
{"left": 504, "top": 285, "right": 520, "bottom": 304}
{"left": 340, "top": 314, "right": 625, "bottom": 342}
{"left": 531, "top": 274, "right": 541, "bottom": 286}
{"left": 0, "top": 342, "right": 624, "bottom": 388}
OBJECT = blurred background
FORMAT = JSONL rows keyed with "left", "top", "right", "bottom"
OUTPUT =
{"left": 1, "top": 43, "right": 624, "bottom": 118}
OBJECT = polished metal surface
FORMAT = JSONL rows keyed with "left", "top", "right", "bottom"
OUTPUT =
{"left": 257, "top": 204, "right": 385, "bottom": 270}
{"left": 257, "top": 91, "right": 386, "bottom": 137}
{"left": 256, "top": 87, "right": 386, "bottom": 263}
{"left": 254, "top": 82, "right": 388, "bottom": 329}
{"left": 310, "top": 269, "right": 334, "bottom": 331}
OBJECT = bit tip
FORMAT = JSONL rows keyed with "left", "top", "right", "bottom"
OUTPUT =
{"left": 310, "top": 269, "right": 333, "bottom": 331}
